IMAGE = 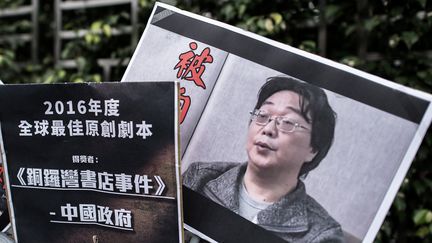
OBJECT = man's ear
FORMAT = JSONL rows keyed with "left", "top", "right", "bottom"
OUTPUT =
{"left": 305, "top": 148, "right": 318, "bottom": 163}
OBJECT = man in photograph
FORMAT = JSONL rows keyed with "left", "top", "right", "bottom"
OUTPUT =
{"left": 183, "top": 76, "right": 344, "bottom": 242}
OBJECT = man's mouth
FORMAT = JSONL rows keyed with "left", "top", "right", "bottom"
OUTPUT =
{"left": 255, "top": 141, "right": 275, "bottom": 151}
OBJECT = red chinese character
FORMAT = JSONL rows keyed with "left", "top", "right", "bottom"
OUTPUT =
{"left": 174, "top": 42, "right": 213, "bottom": 89}
{"left": 179, "top": 87, "right": 191, "bottom": 124}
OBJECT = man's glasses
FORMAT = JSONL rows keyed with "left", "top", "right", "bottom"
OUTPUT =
{"left": 250, "top": 109, "right": 310, "bottom": 133}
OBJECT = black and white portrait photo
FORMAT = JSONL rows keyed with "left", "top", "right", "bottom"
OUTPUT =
{"left": 183, "top": 76, "right": 343, "bottom": 242}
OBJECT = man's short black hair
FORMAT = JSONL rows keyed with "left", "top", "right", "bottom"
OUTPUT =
{"left": 253, "top": 76, "right": 336, "bottom": 176}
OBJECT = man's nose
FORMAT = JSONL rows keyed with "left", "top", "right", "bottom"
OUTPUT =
{"left": 262, "top": 118, "right": 277, "bottom": 137}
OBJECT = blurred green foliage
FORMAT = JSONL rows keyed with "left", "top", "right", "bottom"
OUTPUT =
{"left": 1, "top": 0, "right": 432, "bottom": 241}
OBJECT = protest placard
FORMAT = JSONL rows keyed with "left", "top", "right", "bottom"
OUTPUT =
{"left": 0, "top": 82, "right": 183, "bottom": 242}
{"left": 122, "top": 3, "right": 432, "bottom": 242}
{"left": 0, "top": 80, "right": 8, "bottom": 233}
